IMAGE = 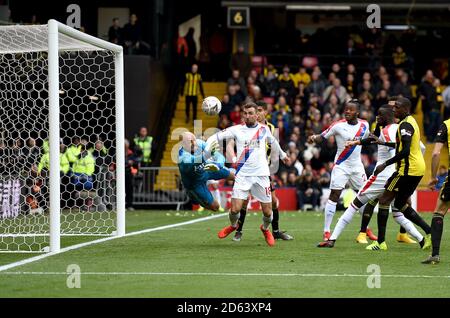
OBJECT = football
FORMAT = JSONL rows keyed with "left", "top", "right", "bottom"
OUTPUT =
{"left": 202, "top": 96, "right": 222, "bottom": 115}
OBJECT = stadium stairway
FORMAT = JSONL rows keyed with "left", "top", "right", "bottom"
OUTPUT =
{"left": 155, "top": 82, "right": 227, "bottom": 190}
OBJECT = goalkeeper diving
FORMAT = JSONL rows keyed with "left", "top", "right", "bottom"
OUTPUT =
{"left": 178, "top": 132, "right": 235, "bottom": 211}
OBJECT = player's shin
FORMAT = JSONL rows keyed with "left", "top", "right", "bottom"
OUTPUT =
{"left": 212, "top": 188, "right": 222, "bottom": 208}
{"left": 237, "top": 206, "right": 247, "bottom": 232}
{"left": 329, "top": 201, "right": 359, "bottom": 241}
{"left": 360, "top": 200, "right": 376, "bottom": 232}
{"left": 324, "top": 200, "right": 337, "bottom": 232}
{"left": 400, "top": 205, "right": 431, "bottom": 234}
{"left": 262, "top": 213, "right": 273, "bottom": 231}
{"left": 229, "top": 211, "right": 240, "bottom": 227}
{"left": 377, "top": 205, "right": 390, "bottom": 244}
{"left": 431, "top": 213, "right": 444, "bottom": 256}
{"left": 392, "top": 211, "right": 423, "bottom": 242}
{"left": 272, "top": 208, "right": 280, "bottom": 232}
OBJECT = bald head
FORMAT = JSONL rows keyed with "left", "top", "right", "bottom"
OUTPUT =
{"left": 181, "top": 132, "right": 198, "bottom": 153}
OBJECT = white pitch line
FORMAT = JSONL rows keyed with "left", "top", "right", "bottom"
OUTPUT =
{"left": 0, "top": 213, "right": 227, "bottom": 273}
{"left": 1, "top": 271, "right": 450, "bottom": 279}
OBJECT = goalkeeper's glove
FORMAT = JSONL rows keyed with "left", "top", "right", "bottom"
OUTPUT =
{"left": 203, "top": 163, "right": 220, "bottom": 172}
{"left": 209, "top": 140, "right": 220, "bottom": 155}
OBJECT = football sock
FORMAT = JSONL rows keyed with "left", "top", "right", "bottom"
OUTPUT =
{"left": 272, "top": 208, "right": 280, "bottom": 232}
{"left": 330, "top": 202, "right": 358, "bottom": 241}
{"left": 431, "top": 213, "right": 444, "bottom": 256}
{"left": 377, "top": 205, "right": 390, "bottom": 244}
{"left": 262, "top": 213, "right": 273, "bottom": 231}
{"left": 392, "top": 211, "right": 423, "bottom": 242}
{"left": 237, "top": 207, "right": 247, "bottom": 232}
{"left": 324, "top": 200, "right": 337, "bottom": 232}
{"left": 229, "top": 212, "right": 240, "bottom": 227}
{"left": 401, "top": 206, "right": 431, "bottom": 234}
{"left": 360, "top": 201, "right": 376, "bottom": 232}
{"left": 213, "top": 188, "right": 222, "bottom": 208}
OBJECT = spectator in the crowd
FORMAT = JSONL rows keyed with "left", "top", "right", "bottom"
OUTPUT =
{"left": 182, "top": 64, "right": 205, "bottom": 123}
{"left": 309, "top": 108, "right": 323, "bottom": 134}
{"left": 22, "top": 138, "right": 41, "bottom": 174}
{"left": 122, "top": 14, "right": 149, "bottom": 55}
{"left": 331, "top": 63, "right": 344, "bottom": 82}
{"left": 249, "top": 69, "right": 264, "bottom": 88}
{"left": 294, "top": 66, "right": 311, "bottom": 87}
{"left": 108, "top": 18, "right": 122, "bottom": 45}
{"left": 323, "top": 78, "right": 348, "bottom": 105}
{"left": 227, "top": 85, "right": 244, "bottom": 110}
{"left": 65, "top": 136, "right": 82, "bottom": 166}
{"left": 229, "top": 105, "right": 242, "bottom": 125}
{"left": 347, "top": 63, "right": 357, "bottom": 77}
{"left": 358, "top": 80, "right": 375, "bottom": 100}
{"left": 306, "top": 70, "right": 326, "bottom": 98}
{"left": 273, "top": 96, "right": 291, "bottom": 112}
{"left": 323, "top": 94, "right": 340, "bottom": 115}
{"left": 219, "top": 94, "right": 233, "bottom": 117}
{"left": 393, "top": 72, "right": 412, "bottom": 100}
{"left": 287, "top": 172, "right": 298, "bottom": 187}
{"left": 184, "top": 27, "right": 197, "bottom": 66}
{"left": 262, "top": 67, "right": 279, "bottom": 97}
{"left": 133, "top": 126, "right": 155, "bottom": 167}
{"left": 227, "top": 69, "right": 247, "bottom": 95}
{"left": 426, "top": 78, "right": 444, "bottom": 143}
{"left": 277, "top": 67, "right": 296, "bottom": 102}
{"left": 296, "top": 170, "right": 320, "bottom": 211}
{"left": 392, "top": 46, "right": 407, "bottom": 68}
{"left": 290, "top": 151, "right": 304, "bottom": 176}
{"left": 345, "top": 38, "right": 358, "bottom": 64}
{"left": 418, "top": 70, "right": 437, "bottom": 142}
{"left": 345, "top": 73, "right": 356, "bottom": 98}
{"left": 71, "top": 144, "right": 95, "bottom": 191}
{"left": 125, "top": 139, "right": 140, "bottom": 211}
{"left": 230, "top": 44, "right": 252, "bottom": 79}
{"left": 91, "top": 140, "right": 110, "bottom": 172}
{"left": 217, "top": 114, "right": 231, "bottom": 130}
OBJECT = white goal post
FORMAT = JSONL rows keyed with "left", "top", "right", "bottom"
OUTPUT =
{"left": 0, "top": 20, "right": 125, "bottom": 253}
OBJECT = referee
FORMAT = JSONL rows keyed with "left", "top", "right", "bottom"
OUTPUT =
{"left": 183, "top": 64, "right": 205, "bottom": 123}
{"left": 367, "top": 97, "right": 431, "bottom": 251}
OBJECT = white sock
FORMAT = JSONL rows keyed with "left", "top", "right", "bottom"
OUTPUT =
{"left": 229, "top": 212, "right": 240, "bottom": 227}
{"left": 324, "top": 200, "right": 337, "bottom": 232}
{"left": 392, "top": 211, "right": 423, "bottom": 242}
{"left": 212, "top": 188, "right": 221, "bottom": 207}
{"left": 262, "top": 213, "right": 273, "bottom": 230}
{"left": 330, "top": 202, "right": 359, "bottom": 240}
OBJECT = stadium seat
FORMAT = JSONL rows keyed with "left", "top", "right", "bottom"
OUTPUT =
{"left": 302, "top": 56, "right": 318, "bottom": 69}
{"left": 252, "top": 55, "right": 267, "bottom": 74}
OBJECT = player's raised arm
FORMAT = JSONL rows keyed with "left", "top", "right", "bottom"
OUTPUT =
{"left": 309, "top": 122, "right": 336, "bottom": 144}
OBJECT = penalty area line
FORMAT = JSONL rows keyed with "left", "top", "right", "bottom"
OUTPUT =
{"left": 0, "top": 213, "right": 227, "bottom": 273}
{"left": 0, "top": 271, "right": 450, "bottom": 279}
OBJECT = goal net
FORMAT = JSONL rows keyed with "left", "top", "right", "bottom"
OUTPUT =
{"left": 0, "top": 21, "right": 125, "bottom": 253}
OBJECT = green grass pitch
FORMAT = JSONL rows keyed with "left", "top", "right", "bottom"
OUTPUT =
{"left": 0, "top": 210, "right": 448, "bottom": 298}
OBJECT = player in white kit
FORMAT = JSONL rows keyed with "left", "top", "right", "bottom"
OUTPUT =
{"left": 317, "top": 106, "right": 427, "bottom": 248}
{"left": 207, "top": 102, "right": 290, "bottom": 246}
{"left": 308, "top": 100, "right": 376, "bottom": 241}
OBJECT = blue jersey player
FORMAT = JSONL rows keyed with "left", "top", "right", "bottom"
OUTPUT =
{"left": 178, "top": 132, "right": 235, "bottom": 211}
